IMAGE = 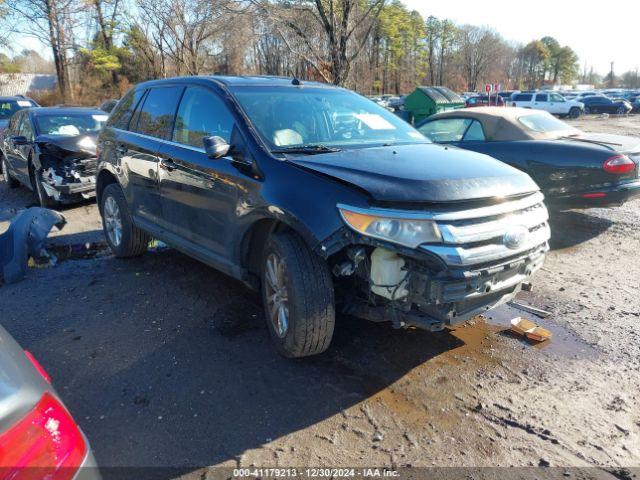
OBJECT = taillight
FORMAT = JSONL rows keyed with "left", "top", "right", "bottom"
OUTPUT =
{"left": 0, "top": 393, "right": 86, "bottom": 479}
{"left": 603, "top": 154, "right": 635, "bottom": 174}
{"left": 24, "top": 350, "right": 52, "bottom": 384}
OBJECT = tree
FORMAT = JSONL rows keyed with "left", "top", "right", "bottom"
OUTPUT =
{"left": 621, "top": 69, "right": 640, "bottom": 89}
{"left": 436, "top": 19, "right": 455, "bottom": 85}
{"left": 7, "top": 0, "right": 80, "bottom": 100}
{"left": 250, "top": 0, "right": 387, "bottom": 85}
{"left": 458, "top": 25, "right": 503, "bottom": 91}
{"left": 424, "top": 16, "right": 439, "bottom": 85}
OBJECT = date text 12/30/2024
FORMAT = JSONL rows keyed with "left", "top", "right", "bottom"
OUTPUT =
{"left": 233, "top": 469, "right": 400, "bottom": 478}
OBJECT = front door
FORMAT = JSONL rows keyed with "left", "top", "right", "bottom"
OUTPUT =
{"left": 157, "top": 85, "right": 239, "bottom": 260}
{"left": 123, "top": 85, "right": 184, "bottom": 228}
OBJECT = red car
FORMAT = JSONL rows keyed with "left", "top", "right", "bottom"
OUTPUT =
{"left": 0, "top": 324, "right": 100, "bottom": 479}
{"left": 466, "top": 95, "right": 505, "bottom": 107}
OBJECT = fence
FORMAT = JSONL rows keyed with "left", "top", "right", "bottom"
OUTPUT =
{"left": 0, "top": 73, "right": 56, "bottom": 96}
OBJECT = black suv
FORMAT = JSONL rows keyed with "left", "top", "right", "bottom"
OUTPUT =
{"left": 96, "top": 76, "right": 550, "bottom": 357}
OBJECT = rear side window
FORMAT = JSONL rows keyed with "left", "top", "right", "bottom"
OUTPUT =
{"left": 463, "top": 120, "right": 486, "bottom": 142}
{"left": 513, "top": 94, "right": 532, "bottom": 102}
{"left": 134, "top": 86, "right": 184, "bottom": 139}
{"left": 173, "top": 86, "right": 234, "bottom": 148}
{"left": 108, "top": 89, "right": 144, "bottom": 130}
{"left": 536, "top": 94, "right": 549, "bottom": 102}
{"left": 418, "top": 118, "right": 474, "bottom": 143}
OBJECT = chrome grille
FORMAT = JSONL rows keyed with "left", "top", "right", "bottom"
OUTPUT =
{"left": 421, "top": 192, "right": 550, "bottom": 268}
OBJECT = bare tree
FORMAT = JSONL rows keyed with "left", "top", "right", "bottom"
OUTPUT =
{"left": 136, "top": 0, "right": 231, "bottom": 76}
{"left": 250, "top": 0, "right": 386, "bottom": 85}
{"left": 8, "top": 0, "right": 80, "bottom": 99}
{"left": 458, "top": 26, "right": 503, "bottom": 91}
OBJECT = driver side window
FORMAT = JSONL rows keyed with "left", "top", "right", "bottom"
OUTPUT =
{"left": 173, "top": 86, "right": 235, "bottom": 148}
{"left": 17, "top": 115, "right": 33, "bottom": 141}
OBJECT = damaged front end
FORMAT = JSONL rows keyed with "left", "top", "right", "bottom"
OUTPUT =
{"left": 36, "top": 135, "right": 98, "bottom": 202}
{"left": 325, "top": 192, "right": 550, "bottom": 332}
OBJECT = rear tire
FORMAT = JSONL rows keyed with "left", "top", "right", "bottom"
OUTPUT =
{"left": 261, "top": 232, "right": 335, "bottom": 358}
{"left": 100, "top": 183, "right": 150, "bottom": 257}
{"left": 616, "top": 106, "right": 626, "bottom": 115}
{"left": 1, "top": 156, "right": 19, "bottom": 188}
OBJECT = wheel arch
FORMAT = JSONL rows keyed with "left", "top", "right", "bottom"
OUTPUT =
{"left": 96, "top": 169, "right": 119, "bottom": 211}
{"left": 238, "top": 214, "right": 321, "bottom": 288}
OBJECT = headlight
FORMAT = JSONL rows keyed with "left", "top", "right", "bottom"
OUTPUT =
{"left": 339, "top": 207, "right": 442, "bottom": 248}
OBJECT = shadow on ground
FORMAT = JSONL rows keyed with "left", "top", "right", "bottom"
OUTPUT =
{"left": 1, "top": 247, "right": 466, "bottom": 474}
{"left": 547, "top": 209, "right": 613, "bottom": 250}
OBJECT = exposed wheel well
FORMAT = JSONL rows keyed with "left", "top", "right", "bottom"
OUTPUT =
{"left": 240, "top": 218, "right": 293, "bottom": 285}
{"left": 96, "top": 170, "right": 118, "bottom": 210}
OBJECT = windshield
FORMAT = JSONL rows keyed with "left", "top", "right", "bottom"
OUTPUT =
{"left": 518, "top": 113, "right": 574, "bottom": 133}
{"left": 35, "top": 113, "right": 108, "bottom": 136}
{"left": 230, "top": 86, "right": 428, "bottom": 151}
{"left": 0, "top": 99, "right": 36, "bottom": 119}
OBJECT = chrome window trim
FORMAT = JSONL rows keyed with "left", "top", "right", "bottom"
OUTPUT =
{"left": 112, "top": 127, "right": 207, "bottom": 154}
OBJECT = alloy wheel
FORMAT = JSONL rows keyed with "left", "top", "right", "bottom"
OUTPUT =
{"left": 103, "top": 196, "right": 123, "bottom": 247}
{"left": 265, "top": 252, "right": 289, "bottom": 338}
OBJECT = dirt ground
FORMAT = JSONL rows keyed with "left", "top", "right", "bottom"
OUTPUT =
{"left": 0, "top": 114, "right": 639, "bottom": 478}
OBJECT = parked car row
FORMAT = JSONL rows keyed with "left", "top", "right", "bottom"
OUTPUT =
{"left": 1, "top": 77, "right": 639, "bottom": 362}
{"left": 0, "top": 77, "right": 639, "bottom": 477}
{"left": 463, "top": 88, "right": 638, "bottom": 118}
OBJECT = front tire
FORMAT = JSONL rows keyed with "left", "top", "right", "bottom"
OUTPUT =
{"left": 261, "top": 232, "right": 335, "bottom": 358}
{"left": 1, "top": 156, "right": 19, "bottom": 188}
{"left": 616, "top": 106, "right": 626, "bottom": 115}
{"left": 33, "top": 167, "right": 60, "bottom": 208}
{"left": 100, "top": 183, "right": 150, "bottom": 257}
{"left": 568, "top": 107, "right": 581, "bottom": 119}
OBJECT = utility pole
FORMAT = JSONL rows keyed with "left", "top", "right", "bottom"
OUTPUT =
{"left": 609, "top": 61, "right": 615, "bottom": 87}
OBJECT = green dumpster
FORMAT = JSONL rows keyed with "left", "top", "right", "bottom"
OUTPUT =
{"left": 403, "top": 86, "right": 465, "bottom": 125}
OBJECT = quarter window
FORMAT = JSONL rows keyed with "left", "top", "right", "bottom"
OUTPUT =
{"left": 134, "top": 86, "right": 183, "bottom": 139}
{"left": 173, "top": 87, "right": 234, "bottom": 148}
{"left": 463, "top": 120, "right": 486, "bottom": 142}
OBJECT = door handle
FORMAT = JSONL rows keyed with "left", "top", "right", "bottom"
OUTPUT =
{"left": 159, "top": 158, "right": 176, "bottom": 172}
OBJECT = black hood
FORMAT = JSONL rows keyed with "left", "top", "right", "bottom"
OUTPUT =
{"left": 35, "top": 132, "right": 98, "bottom": 159}
{"left": 291, "top": 143, "right": 539, "bottom": 203}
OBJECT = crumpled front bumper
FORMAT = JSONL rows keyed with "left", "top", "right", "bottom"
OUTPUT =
{"left": 372, "top": 192, "right": 551, "bottom": 327}
{"left": 41, "top": 161, "right": 97, "bottom": 201}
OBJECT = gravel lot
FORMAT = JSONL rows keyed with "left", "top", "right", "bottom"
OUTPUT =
{"left": 0, "top": 114, "right": 639, "bottom": 477}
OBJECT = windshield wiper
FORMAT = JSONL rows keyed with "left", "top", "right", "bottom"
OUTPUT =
{"left": 271, "top": 144, "right": 342, "bottom": 155}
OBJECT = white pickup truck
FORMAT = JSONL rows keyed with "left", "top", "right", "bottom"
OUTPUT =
{"left": 511, "top": 92, "right": 584, "bottom": 118}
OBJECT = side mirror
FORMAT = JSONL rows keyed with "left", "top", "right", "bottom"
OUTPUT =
{"left": 11, "top": 135, "right": 29, "bottom": 146}
{"left": 203, "top": 136, "right": 230, "bottom": 159}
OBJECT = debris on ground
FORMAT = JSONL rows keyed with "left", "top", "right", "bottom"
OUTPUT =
{"left": 508, "top": 300, "right": 552, "bottom": 318}
{"left": 510, "top": 317, "right": 552, "bottom": 342}
{"left": 0, "top": 207, "right": 66, "bottom": 285}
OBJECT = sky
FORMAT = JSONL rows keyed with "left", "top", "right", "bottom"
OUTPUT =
{"left": 403, "top": 0, "right": 640, "bottom": 76}
{"left": 5, "top": 0, "right": 639, "bottom": 77}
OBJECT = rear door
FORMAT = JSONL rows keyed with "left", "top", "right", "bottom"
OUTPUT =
{"left": 156, "top": 85, "right": 239, "bottom": 260}
{"left": 533, "top": 93, "right": 550, "bottom": 112}
{"left": 117, "top": 86, "right": 183, "bottom": 228}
